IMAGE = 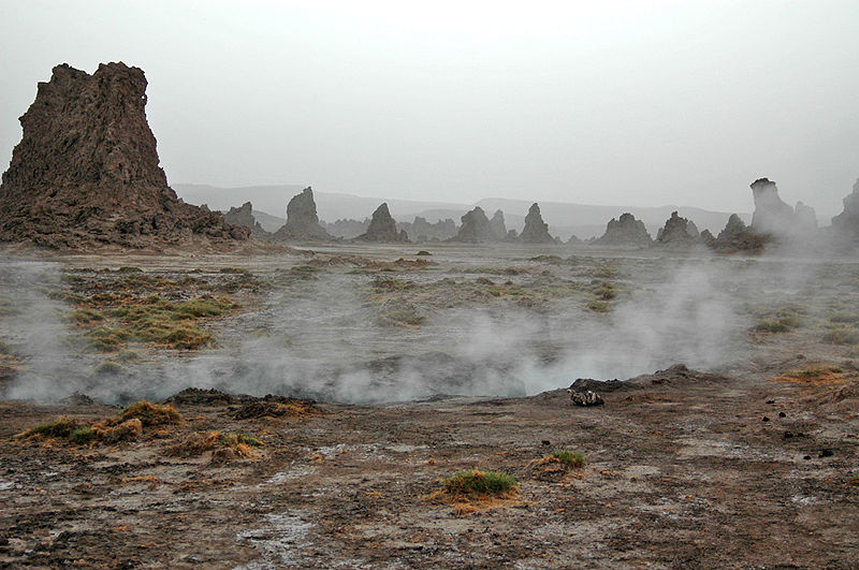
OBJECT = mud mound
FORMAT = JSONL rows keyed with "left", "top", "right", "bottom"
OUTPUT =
{"left": 627, "top": 364, "right": 728, "bottom": 386}
{"left": 0, "top": 62, "right": 248, "bottom": 250}
{"left": 163, "top": 388, "right": 244, "bottom": 407}
{"left": 569, "top": 378, "right": 641, "bottom": 393}
{"left": 232, "top": 396, "right": 319, "bottom": 420}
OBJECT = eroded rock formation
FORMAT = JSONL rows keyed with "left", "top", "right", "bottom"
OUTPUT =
{"left": 520, "top": 203, "right": 555, "bottom": 244}
{"left": 271, "top": 187, "right": 333, "bottom": 241}
{"left": 488, "top": 210, "right": 508, "bottom": 241}
{"left": 398, "top": 216, "right": 457, "bottom": 241}
{"left": 750, "top": 178, "right": 797, "bottom": 236}
{"left": 356, "top": 203, "right": 409, "bottom": 242}
{"left": 592, "top": 212, "right": 653, "bottom": 246}
{"left": 224, "top": 202, "right": 268, "bottom": 237}
{"left": 831, "top": 179, "right": 859, "bottom": 242}
{"left": 0, "top": 62, "right": 248, "bottom": 249}
{"left": 710, "top": 214, "right": 766, "bottom": 252}
{"left": 656, "top": 211, "right": 700, "bottom": 247}
{"left": 450, "top": 207, "right": 493, "bottom": 243}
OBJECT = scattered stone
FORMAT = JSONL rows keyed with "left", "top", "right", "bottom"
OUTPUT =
{"left": 416, "top": 250, "right": 432, "bottom": 256}
{"left": 778, "top": 411, "right": 787, "bottom": 418}
{"left": 520, "top": 203, "right": 555, "bottom": 244}
{"left": 356, "top": 203, "right": 409, "bottom": 242}
{"left": 818, "top": 449, "right": 834, "bottom": 458}
{"left": 592, "top": 213, "right": 653, "bottom": 246}
{"left": 762, "top": 416, "right": 770, "bottom": 422}
{"left": 271, "top": 187, "right": 333, "bottom": 241}
{"left": 568, "top": 390, "right": 605, "bottom": 407}
{"left": 0, "top": 62, "right": 248, "bottom": 249}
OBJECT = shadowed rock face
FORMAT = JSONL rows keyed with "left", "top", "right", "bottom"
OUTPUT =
{"left": 0, "top": 62, "right": 248, "bottom": 249}
{"left": 710, "top": 213, "right": 767, "bottom": 252}
{"left": 488, "top": 210, "right": 508, "bottom": 241}
{"left": 399, "top": 216, "right": 456, "bottom": 241}
{"left": 656, "top": 211, "right": 700, "bottom": 247}
{"left": 357, "top": 203, "right": 409, "bottom": 242}
{"left": 592, "top": 212, "right": 652, "bottom": 246}
{"left": 750, "top": 178, "right": 796, "bottom": 236}
{"left": 272, "top": 187, "right": 332, "bottom": 241}
{"left": 224, "top": 202, "right": 268, "bottom": 237}
{"left": 450, "top": 207, "right": 493, "bottom": 243}
{"left": 832, "top": 179, "right": 859, "bottom": 242}
{"left": 520, "top": 203, "right": 555, "bottom": 243}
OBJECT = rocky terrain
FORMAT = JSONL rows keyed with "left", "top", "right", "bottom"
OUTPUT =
{"left": 832, "top": 179, "right": 859, "bottom": 243}
{"left": 0, "top": 63, "right": 248, "bottom": 250}
{"left": 0, "top": 243, "right": 857, "bottom": 568}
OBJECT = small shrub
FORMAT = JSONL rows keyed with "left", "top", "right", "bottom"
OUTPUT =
{"left": 116, "top": 266, "right": 143, "bottom": 273}
{"left": 588, "top": 300, "right": 610, "bottom": 313}
{"left": 19, "top": 417, "right": 81, "bottom": 439}
{"left": 551, "top": 449, "right": 587, "bottom": 468}
{"left": 70, "top": 308, "right": 104, "bottom": 324}
{"left": 95, "top": 418, "right": 143, "bottom": 444}
{"left": 443, "top": 469, "right": 518, "bottom": 497}
{"left": 117, "top": 401, "right": 183, "bottom": 426}
{"left": 823, "top": 329, "right": 859, "bottom": 346}
{"left": 165, "top": 431, "right": 263, "bottom": 461}
{"left": 69, "top": 426, "right": 96, "bottom": 445}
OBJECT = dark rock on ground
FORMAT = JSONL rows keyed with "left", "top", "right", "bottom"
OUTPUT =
{"left": 0, "top": 62, "right": 249, "bottom": 249}
{"left": 520, "top": 203, "right": 555, "bottom": 244}
{"left": 569, "top": 390, "right": 605, "bottom": 406}
{"left": 569, "top": 378, "right": 641, "bottom": 393}
{"left": 356, "top": 203, "right": 409, "bottom": 242}
{"left": 592, "top": 212, "right": 653, "bottom": 247}
{"left": 271, "top": 187, "right": 333, "bottom": 242}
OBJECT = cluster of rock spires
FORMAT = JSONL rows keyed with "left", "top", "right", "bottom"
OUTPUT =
{"left": 3, "top": 64, "right": 859, "bottom": 254}
{"left": 0, "top": 63, "right": 247, "bottom": 249}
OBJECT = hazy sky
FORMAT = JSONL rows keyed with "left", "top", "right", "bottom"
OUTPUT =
{"left": 1, "top": 0, "right": 858, "bottom": 216}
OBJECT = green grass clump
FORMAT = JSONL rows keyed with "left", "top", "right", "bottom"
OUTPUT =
{"left": 70, "top": 307, "right": 105, "bottom": 324}
{"left": 69, "top": 426, "right": 96, "bottom": 444}
{"left": 378, "top": 308, "right": 426, "bottom": 327}
{"left": 220, "top": 432, "right": 264, "bottom": 448}
{"left": 551, "top": 449, "right": 587, "bottom": 468}
{"left": 829, "top": 313, "right": 859, "bottom": 324}
{"left": 444, "top": 469, "right": 518, "bottom": 497}
{"left": 116, "top": 266, "right": 143, "bottom": 273}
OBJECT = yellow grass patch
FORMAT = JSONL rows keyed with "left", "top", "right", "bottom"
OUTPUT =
{"left": 771, "top": 365, "right": 850, "bottom": 385}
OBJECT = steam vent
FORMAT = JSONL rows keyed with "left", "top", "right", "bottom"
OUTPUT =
{"left": 0, "top": 62, "right": 248, "bottom": 249}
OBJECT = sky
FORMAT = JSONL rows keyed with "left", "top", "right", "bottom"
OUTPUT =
{"left": 1, "top": 0, "right": 858, "bottom": 216}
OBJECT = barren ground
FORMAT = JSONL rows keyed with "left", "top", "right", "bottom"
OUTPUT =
{"left": 0, "top": 243, "right": 857, "bottom": 568}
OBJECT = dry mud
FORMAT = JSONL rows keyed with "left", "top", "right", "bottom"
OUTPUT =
{"left": 0, "top": 243, "right": 857, "bottom": 568}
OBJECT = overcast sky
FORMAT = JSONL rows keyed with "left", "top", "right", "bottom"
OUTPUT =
{"left": 1, "top": 0, "right": 858, "bottom": 216}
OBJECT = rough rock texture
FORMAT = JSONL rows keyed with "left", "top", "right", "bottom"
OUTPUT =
{"left": 488, "top": 210, "right": 508, "bottom": 241}
{"left": 398, "top": 217, "right": 457, "bottom": 242}
{"left": 831, "top": 179, "right": 859, "bottom": 242}
{"left": 271, "top": 187, "right": 333, "bottom": 242}
{"left": 224, "top": 202, "right": 268, "bottom": 237}
{"left": 794, "top": 201, "right": 818, "bottom": 234}
{"left": 520, "top": 203, "right": 555, "bottom": 244}
{"left": 0, "top": 62, "right": 248, "bottom": 249}
{"left": 449, "top": 207, "right": 493, "bottom": 243}
{"left": 656, "top": 211, "right": 700, "bottom": 247}
{"left": 356, "top": 203, "right": 409, "bottom": 242}
{"left": 321, "top": 218, "right": 369, "bottom": 239}
{"left": 750, "top": 178, "right": 795, "bottom": 236}
{"left": 592, "top": 212, "right": 653, "bottom": 246}
{"left": 709, "top": 214, "right": 767, "bottom": 252}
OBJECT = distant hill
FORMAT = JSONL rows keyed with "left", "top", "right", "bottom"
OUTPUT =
{"left": 173, "top": 183, "right": 750, "bottom": 240}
